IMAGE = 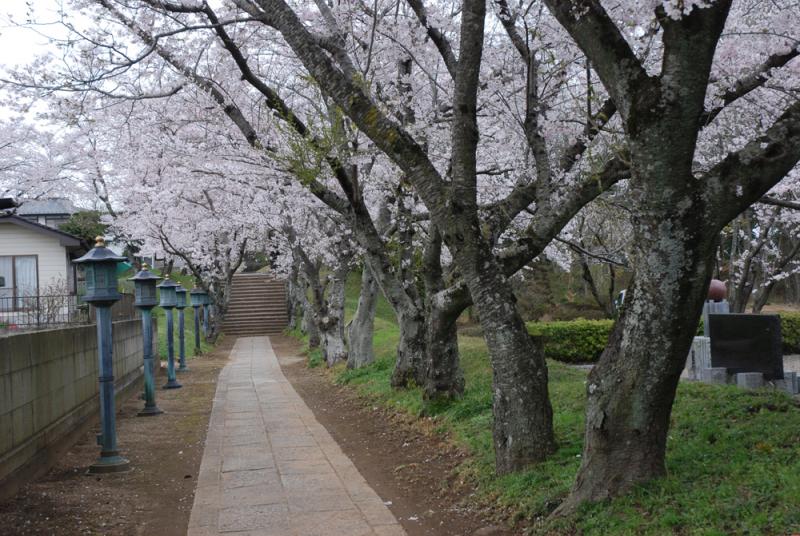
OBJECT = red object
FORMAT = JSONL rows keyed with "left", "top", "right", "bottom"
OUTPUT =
{"left": 708, "top": 279, "right": 726, "bottom": 302}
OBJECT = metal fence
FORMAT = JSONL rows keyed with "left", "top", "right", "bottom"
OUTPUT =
{"left": 0, "top": 293, "right": 138, "bottom": 333}
{"left": 87, "top": 293, "right": 138, "bottom": 323}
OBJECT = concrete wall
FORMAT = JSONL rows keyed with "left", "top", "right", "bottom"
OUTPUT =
{"left": 0, "top": 319, "right": 145, "bottom": 498}
{"left": 0, "top": 222, "right": 70, "bottom": 291}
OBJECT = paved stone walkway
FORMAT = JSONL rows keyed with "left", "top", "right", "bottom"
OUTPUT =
{"left": 188, "top": 336, "right": 406, "bottom": 536}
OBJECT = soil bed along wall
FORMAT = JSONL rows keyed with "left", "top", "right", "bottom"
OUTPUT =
{"left": 0, "top": 337, "right": 230, "bottom": 536}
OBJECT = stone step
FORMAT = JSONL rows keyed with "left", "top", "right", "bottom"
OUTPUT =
{"left": 224, "top": 315, "right": 288, "bottom": 323}
{"left": 223, "top": 318, "right": 287, "bottom": 325}
{"left": 228, "top": 293, "right": 286, "bottom": 300}
{"left": 225, "top": 308, "right": 287, "bottom": 315}
{"left": 230, "top": 284, "right": 285, "bottom": 288}
{"left": 226, "top": 305, "right": 286, "bottom": 312}
{"left": 227, "top": 305, "right": 286, "bottom": 311}
{"left": 227, "top": 298, "right": 286, "bottom": 305}
{"left": 229, "top": 291, "right": 286, "bottom": 298}
{"left": 224, "top": 275, "right": 287, "bottom": 334}
{"left": 225, "top": 328, "right": 285, "bottom": 333}
{"left": 231, "top": 280, "right": 285, "bottom": 285}
{"left": 223, "top": 326, "right": 287, "bottom": 332}
{"left": 224, "top": 322, "right": 287, "bottom": 329}
{"left": 224, "top": 327, "right": 287, "bottom": 333}
{"left": 223, "top": 316, "right": 288, "bottom": 325}
{"left": 224, "top": 325, "right": 286, "bottom": 333}
{"left": 231, "top": 278, "right": 283, "bottom": 282}
{"left": 228, "top": 302, "right": 285, "bottom": 307}
{"left": 231, "top": 278, "right": 278, "bottom": 282}
{"left": 228, "top": 294, "right": 286, "bottom": 300}
{"left": 226, "top": 307, "right": 286, "bottom": 314}
{"left": 230, "top": 288, "right": 286, "bottom": 294}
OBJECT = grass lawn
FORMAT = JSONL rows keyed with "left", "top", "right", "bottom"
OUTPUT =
{"left": 295, "top": 275, "right": 800, "bottom": 535}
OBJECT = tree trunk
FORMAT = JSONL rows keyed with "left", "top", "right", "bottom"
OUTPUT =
{"left": 464, "top": 264, "right": 556, "bottom": 473}
{"left": 421, "top": 227, "right": 464, "bottom": 400}
{"left": 319, "top": 267, "right": 349, "bottom": 367}
{"left": 391, "top": 310, "right": 426, "bottom": 387}
{"left": 207, "top": 282, "right": 229, "bottom": 343}
{"left": 301, "top": 281, "right": 320, "bottom": 348}
{"left": 422, "top": 299, "right": 464, "bottom": 400}
{"left": 580, "top": 255, "right": 614, "bottom": 317}
{"left": 287, "top": 263, "right": 302, "bottom": 330}
{"left": 347, "top": 265, "right": 378, "bottom": 369}
{"left": 556, "top": 214, "right": 717, "bottom": 514}
{"left": 752, "top": 281, "right": 775, "bottom": 313}
{"left": 342, "top": 201, "right": 428, "bottom": 388}
{"left": 443, "top": 209, "right": 555, "bottom": 471}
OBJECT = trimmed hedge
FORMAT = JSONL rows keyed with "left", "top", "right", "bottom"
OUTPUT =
{"left": 527, "top": 319, "right": 614, "bottom": 363}
{"left": 528, "top": 312, "right": 800, "bottom": 363}
{"left": 781, "top": 312, "right": 800, "bottom": 353}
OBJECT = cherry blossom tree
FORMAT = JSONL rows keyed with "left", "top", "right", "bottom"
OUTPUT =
{"left": 539, "top": 0, "right": 800, "bottom": 511}
{"left": 725, "top": 184, "right": 800, "bottom": 312}
{"left": 2, "top": 0, "right": 626, "bottom": 473}
{"left": 6, "top": 1, "right": 798, "bottom": 506}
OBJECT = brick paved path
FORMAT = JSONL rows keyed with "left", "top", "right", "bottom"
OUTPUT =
{"left": 188, "top": 336, "right": 405, "bottom": 536}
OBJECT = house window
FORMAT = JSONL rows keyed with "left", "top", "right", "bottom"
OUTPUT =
{"left": 0, "top": 255, "right": 39, "bottom": 311}
{"left": 45, "top": 216, "right": 69, "bottom": 228}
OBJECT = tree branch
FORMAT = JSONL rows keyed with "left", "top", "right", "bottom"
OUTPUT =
{"left": 496, "top": 154, "right": 630, "bottom": 273}
{"left": 541, "top": 0, "right": 651, "bottom": 120}
{"left": 404, "top": 0, "right": 459, "bottom": 78}
{"left": 707, "top": 99, "right": 800, "bottom": 226}
{"left": 759, "top": 195, "right": 800, "bottom": 211}
{"left": 702, "top": 47, "right": 800, "bottom": 126}
{"left": 494, "top": 0, "right": 528, "bottom": 61}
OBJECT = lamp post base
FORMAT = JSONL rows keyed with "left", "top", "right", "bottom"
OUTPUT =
{"left": 88, "top": 455, "right": 130, "bottom": 474}
{"left": 137, "top": 405, "right": 164, "bottom": 417}
{"left": 163, "top": 380, "right": 182, "bottom": 389}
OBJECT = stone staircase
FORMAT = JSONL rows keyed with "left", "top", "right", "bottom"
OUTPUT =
{"left": 222, "top": 273, "right": 288, "bottom": 336}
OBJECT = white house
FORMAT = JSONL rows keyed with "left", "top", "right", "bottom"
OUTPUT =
{"left": 0, "top": 215, "right": 86, "bottom": 313}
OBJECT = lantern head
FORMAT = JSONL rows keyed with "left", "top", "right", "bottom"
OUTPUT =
{"left": 157, "top": 275, "right": 180, "bottom": 309}
{"left": 128, "top": 263, "right": 162, "bottom": 310}
{"left": 175, "top": 285, "right": 188, "bottom": 309}
{"left": 73, "top": 236, "right": 127, "bottom": 306}
{"left": 190, "top": 285, "right": 205, "bottom": 308}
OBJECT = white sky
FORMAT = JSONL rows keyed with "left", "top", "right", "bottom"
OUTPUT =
{"left": 0, "top": 1, "right": 65, "bottom": 68}
{"left": 0, "top": 0, "right": 73, "bottom": 119}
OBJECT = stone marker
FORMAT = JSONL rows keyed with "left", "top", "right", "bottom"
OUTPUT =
{"left": 709, "top": 313, "right": 784, "bottom": 381}
{"left": 699, "top": 367, "right": 729, "bottom": 385}
{"left": 773, "top": 371, "right": 798, "bottom": 395}
{"left": 736, "top": 372, "right": 764, "bottom": 389}
{"left": 684, "top": 336, "right": 711, "bottom": 380}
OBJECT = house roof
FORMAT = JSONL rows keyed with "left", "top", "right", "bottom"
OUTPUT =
{"left": 16, "top": 198, "right": 78, "bottom": 216}
{"left": 0, "top": 214, "right": 86, "bottom": 250}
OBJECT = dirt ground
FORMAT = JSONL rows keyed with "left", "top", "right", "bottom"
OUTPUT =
{"left": 1, "top": 335, "right": 517, "bottom": 536}
{"left": 0, "top": 339, "right": 231, "bottom": 536}
{"left": 272, "top": 335, "right": 518, "bottom": 536}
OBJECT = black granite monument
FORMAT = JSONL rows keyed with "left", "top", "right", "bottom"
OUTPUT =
{"left": 708, "top": 313, "right": 784, "bottom": 380}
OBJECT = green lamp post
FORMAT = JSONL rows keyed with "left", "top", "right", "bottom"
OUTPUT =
{"left": 190, "top": 285, "right": 204, "bottom": 355}
{"left": 157, "top": 276, "right": 182, "bottom": 389}
{"left": 128, "top": 264, "right": 163, "bottom": 416}
{"left": 73, "top": 236, "right": 130, "bottom": 473}
{"left": 200, "top": 289, "right": 210, "bottom": 338}
{"left": 175, "top": 284, "right": 188, "bottom": 372}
